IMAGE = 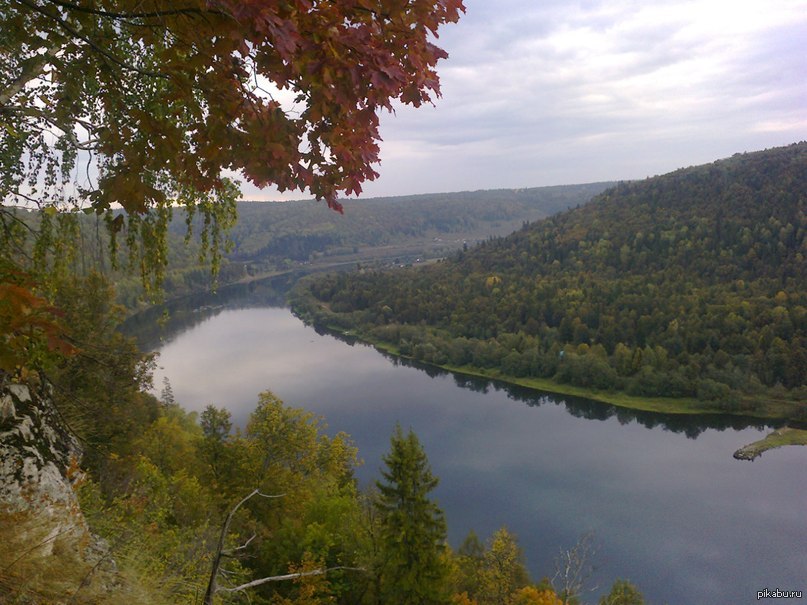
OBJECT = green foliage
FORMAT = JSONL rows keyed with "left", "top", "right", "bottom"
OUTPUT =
{"left": 74, "top": 389, "right": 366, "bottom": 604}
{"left": 294, "top": 144, "right": 807, "bottom": 418}
{"left": 376, "top": 425, "right": 451, "bottom": 605}
{"left": 1, "top": 0, "right": 465, "bottom": 283}
{"left": 598, "top": 579, "right": 645, "bottom": 605}
{"left": 450, "top": 528, "right": 564, "bottom": 605}
{"left": 109, "top": 183, "right": 613, "bottom": 307}
{"left": 477, "top": 528, "right": 531, "bottom": 605}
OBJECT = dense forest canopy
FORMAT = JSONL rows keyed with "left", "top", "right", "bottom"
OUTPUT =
{"left": 0, "top": 182, "right": 614, "bottom": 312}
{"left": 294, "top": 143, "right": 807, "bottom": 418}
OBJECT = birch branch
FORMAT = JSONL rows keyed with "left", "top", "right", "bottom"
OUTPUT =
{"left": 0, "top": 39, "right": 63, "bottom": 107}
{"left": 203, "top": 489, "right": 284, "bottom": 605}
{"left": 220, "top": 566, "right": 366, "bottom": 593}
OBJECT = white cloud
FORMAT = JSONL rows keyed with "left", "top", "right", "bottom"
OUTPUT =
{"left": 242, "top": 0, "right": 807, "bottom": 200}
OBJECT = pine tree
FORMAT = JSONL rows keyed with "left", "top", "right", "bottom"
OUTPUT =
{"left": 375, "top": 425, "right": 450, "bottom": 604}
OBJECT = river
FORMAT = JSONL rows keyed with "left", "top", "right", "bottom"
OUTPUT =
{"left": 124, "top": 276, "right": 807, "bottom": 604}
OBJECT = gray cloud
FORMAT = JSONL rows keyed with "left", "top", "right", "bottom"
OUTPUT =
{"left": 242, "top": 0, "right": 807, "bottom": 200}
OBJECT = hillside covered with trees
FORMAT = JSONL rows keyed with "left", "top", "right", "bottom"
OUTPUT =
{"left": 111, "top": 183, "right": 612, "bottom": 306}
{"left": 293, "top": 143, "right": 807, "bottom": 420}
{"left": 226, "top": 184, "right": 613, "bottom": 264}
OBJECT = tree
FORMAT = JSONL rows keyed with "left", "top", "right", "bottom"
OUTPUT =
{"left": 598, "top": 579, "right": 644, "bottom": 605}
{"left": 510, "top": 586, "right": 563, "bottom": 605}
{"left": 454, "top": 530, "right": 485, "bottom": 598}
{"left": 479, "top": 527, "right": 530, "bottom": 605}
{"left": 375, "top": 424, "right": 450, "bottom": 604}
{"left": 202, "top": 487, "right": 364, "bottom": 605}
{"left": 45, "top": 271, "right": 159, "bottom": 471}
{"left": 1, "top": 0, "right": 465, "bottom": 277}
{"left": 200, "top": 404, "right": 232, "bottom": 441}
{"left": 553, "top": 532, "right": 598, "bottom": 605}
{"left": 199, "top": 404, "right": 233, "bottom": 485}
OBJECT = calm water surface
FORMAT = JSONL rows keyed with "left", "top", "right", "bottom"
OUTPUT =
{"left": 133, "top": 283, "right": 807, "bottom": 605}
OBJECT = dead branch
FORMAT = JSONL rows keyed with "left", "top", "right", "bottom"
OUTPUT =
{"left": 203, "top": 489, "right": 284, "bottom": 605}
{"left": 553, "top": 531, "right": 599, "bottom": 605}
{"left": 220, "top": 566, "right": 366, "bottom": 593}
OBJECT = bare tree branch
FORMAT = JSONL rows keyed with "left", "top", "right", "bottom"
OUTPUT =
{"left": 553, "top": 531, "right": 599, "bottom": 605}
{"left": 222, "top": 533, "right": 256, "bottom": 556}
{"left": 203, "top": 489, "right": 284, "bottom": 605}
{"left": 220, "top": 566, "right": 366, "bottom": 593}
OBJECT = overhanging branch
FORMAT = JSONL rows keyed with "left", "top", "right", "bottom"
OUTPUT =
{"left": 14, "top": 0, "right": 170, "bottom": 81}
{"left": 43, "top": 0, "right": 225, "bottom": 20}
{"left": 0, "top": 38, "right": 64, "bottom": 107}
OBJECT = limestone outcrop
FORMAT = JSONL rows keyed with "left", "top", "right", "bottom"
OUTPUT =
{"left": 0, "top": 379, "right": 114, "bottom": 602}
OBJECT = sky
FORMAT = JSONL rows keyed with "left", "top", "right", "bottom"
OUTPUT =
{"left": 243, "top": 0, "right": 807, "bottom": 201}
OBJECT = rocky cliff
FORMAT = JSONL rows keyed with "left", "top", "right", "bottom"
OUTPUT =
{"left": 0, "top": 379, "right": 114, "bottom": 602}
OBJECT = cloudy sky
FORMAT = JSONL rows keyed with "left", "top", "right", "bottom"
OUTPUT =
{"left": 246, "top": 0, "right": 807, "bottom": 200}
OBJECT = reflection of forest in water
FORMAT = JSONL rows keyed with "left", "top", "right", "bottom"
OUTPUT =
{"left": 454, "top": 371, "right": 780, "bottom": 438}
{"left": 318, "top": 327, "right": 789, "bottom": 439}
{"left": 124, "top": 271, "right": 789, "bottom": 438}
{"left": 120, "top": 273, "right": 298, "bottom": 351}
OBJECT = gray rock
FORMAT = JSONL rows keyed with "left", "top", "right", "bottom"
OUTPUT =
{"left": 0, "top": 379, "right": 117, "bottom": 595}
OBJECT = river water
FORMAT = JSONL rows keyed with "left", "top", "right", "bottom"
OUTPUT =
{"left": 125, "top": 277, "right": 807, "bottom": 604}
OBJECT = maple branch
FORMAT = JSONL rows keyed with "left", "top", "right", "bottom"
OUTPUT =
{"left": 219, "top": 566, "right": 366, "bottom": 593}
{"left": 42, "top": 0, "right": 225, "bottom": 21}
{"left": 15, "top": 0, "right": 169, "bottom": 80}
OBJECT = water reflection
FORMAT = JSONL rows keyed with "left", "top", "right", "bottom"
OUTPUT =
{"left": 131, "top": 280, "right": 807, "bottom": 605}
{"left": 123, "top": 273, "right": 790, "bottom": 440}
{"left": 322, "top": 328, "right": 786, "bottom": 439}
{"left": 121, "top": 272, "right": 298, "bottom": 350}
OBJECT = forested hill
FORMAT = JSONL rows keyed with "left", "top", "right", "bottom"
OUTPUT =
{"left": 294, "top": 143, "right": 807, "bottom": 419}
{"left": 101, "top": 182, "right": 611, "bottom": 306}
{"left": 224, "top": 183, "right": 613, "bottom": 262}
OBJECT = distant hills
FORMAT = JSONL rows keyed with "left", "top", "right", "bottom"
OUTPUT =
{"left": 225, "top": 183, "right": 613, "bottom": 264}
{"left": 293, "top": 143, "right": 807, "bottom": 419}
{"left": 113, "top": 182, "right": 613, "bottom": 306}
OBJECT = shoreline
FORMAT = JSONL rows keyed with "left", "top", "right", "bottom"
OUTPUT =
{"left": 733, "top": 427, "right": 807, "bottom": 461}
{"left": 299, "top": 318, "right": 807, "bottom": 457}
{"left": 343, "top": 328, "right": 797, "bottom": 420}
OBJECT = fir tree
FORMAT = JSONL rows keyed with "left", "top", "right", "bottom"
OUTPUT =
{"left": 375, "top": 425, "right": 450, "bottom": 604}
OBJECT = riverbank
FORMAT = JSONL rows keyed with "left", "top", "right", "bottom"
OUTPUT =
{"left": 349, "top": 329, "right": 807, "bottom": 457}
{"left": 290, "top": 302, "right": 806, "bottom": 423}
{"left": 365, "top": 335, "right": 794, "bottom": 416}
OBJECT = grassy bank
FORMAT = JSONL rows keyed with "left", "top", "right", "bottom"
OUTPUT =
{"left": 357, "top": 329, "right": 807, "bottom": 458}
{"left": 308, "top": 319, "right": 805, "bottom": 423}
{"left": 733, "top": 427, "right": 807, "bottom": 460}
